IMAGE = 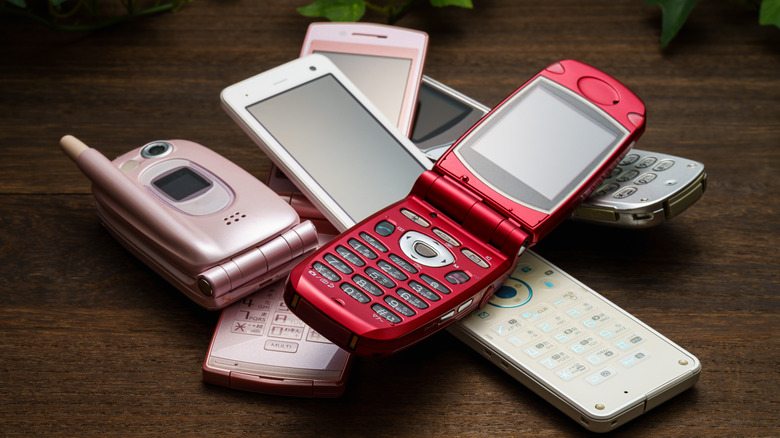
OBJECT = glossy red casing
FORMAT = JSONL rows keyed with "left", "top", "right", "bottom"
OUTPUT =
{"left": 285, "top": 60, "right": 645, "bottom": 357}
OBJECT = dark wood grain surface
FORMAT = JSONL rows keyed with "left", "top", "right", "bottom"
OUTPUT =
{"left": 2, "top": 0, "right": 778, "bottom": 435}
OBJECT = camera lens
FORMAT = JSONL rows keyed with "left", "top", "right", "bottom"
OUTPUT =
{"left": 141, "top": 141, "right": 172, "bottom": 158}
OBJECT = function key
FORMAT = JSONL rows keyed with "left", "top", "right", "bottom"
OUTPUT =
{"left": 461, "top": 248, "right": 489, "bottom": 268}
{"left": 313, "top": 262, "right": 340, "bottom": 282}
{"left": 401, "top": 208, "right": 430, "bottom": 227}
{"left": 432, "top": 228, "right": 460, "bottom": 247}
{"left": 420, "top": 274, "right": 451, "bottom": 295}
{"left": 336, "top": 245, "right": 365, "bottom": 267}
{"left": 341, "top": 283, "right": 370, "bottom": 304}
{"left": 620, "top": 154, "right": 639, "bottom": 166}
{"left": 653, "top": 159, "right": 675, "bottom": 171}
{"left": 615, "top": 169, "right": 639, "bottom": 183}
{"left": 634, "top": 173, "right": 657, "bottom": 185}
{"left": 372, "top": 304, "right": 402, "bottom": 323}
{"left": 594, "top": 183, "right": 620, "bottom": 197}
{"left": 397, "top": 289, "right": 429, "bottom": 309}
{"left": 389, "top": 254, "right": 418, "bottom": 274}
{"left": 409, "top": 281, "right": 441, "bottom": 301}
{"left": 365, "top": 267, "right": 396, "bottom": 289}
{"left": 635, "top": 156, "right": 657, "bottom": 169}
{"left": 374, "top": 220, "right": 395, "bottom": 237}
{"left": 613, "top": 187, "right": 638, "bottom": 199}
{"left": 324, "top": 253, "right": 353, "bottom": 274}
{"left": 360, "top": 232, "right": 388, "bottom": 253}
{"left": 445, "top": 270, "right": 471, "bottom": 285}
{"left": 384, "top": 296, "right": 416, "bottom": 317}
{"left": 608, "top": 167, "right": 623, "bottom": 178}
{"left": 377, "top": 260, "right": 408, "bottom": 281}
{"left": 353, "top": 274, "right": 383, "bottom": 296}
{"left": 348, "top": 238, "right": 378, "bottom": 260}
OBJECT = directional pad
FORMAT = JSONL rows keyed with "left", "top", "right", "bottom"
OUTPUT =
{"left": 398, "top": 231, "right": 455, "bottom": 268}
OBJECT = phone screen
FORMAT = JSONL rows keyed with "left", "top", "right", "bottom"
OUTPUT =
{"left": 246, "top": 73, "right": 427, "bottom": 224}
{"left": 455, "top": 77, "right": 627, "bottom": 213}
{"left": 314, "top": 51, "right": 412, "bottom": 126}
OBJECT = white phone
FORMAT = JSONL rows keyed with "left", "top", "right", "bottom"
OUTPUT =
{"left": 413, "top": 76, "right": 707, "bottom": 228}
{"left": 221, "top": 53, "right": 433, "bottom": 234}
{"left": 222, "top": 61, "right": 698, "bottom": 428}
{"left": 449, "top": 251, "right": 701, "bottom": 432}
{"left": 202, "top": 278, "right": 352, "bottom": 398}
{"left": 300, "top": 22, "right": 428, "bottom": 136}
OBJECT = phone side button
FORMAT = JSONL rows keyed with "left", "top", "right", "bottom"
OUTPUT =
{"left": 440, "top": 310, "right": 456, "bottom": 322}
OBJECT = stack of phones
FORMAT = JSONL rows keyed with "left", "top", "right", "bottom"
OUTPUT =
{"left": 215, "top": 22, "right": 704, "bottom": 432}
{"left": 63, "top": 21, "right": 705, "bottom": 432}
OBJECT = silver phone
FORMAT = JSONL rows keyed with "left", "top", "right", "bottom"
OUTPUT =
{"left": 449, "top": 251, "right": 700, "bottom": 432}
{"left": 413, "top": 76, "right": 706, "bottom": 228}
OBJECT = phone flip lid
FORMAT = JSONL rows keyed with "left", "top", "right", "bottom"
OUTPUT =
{"left": 434, "top": 60, "right": 645, "bottom": 244}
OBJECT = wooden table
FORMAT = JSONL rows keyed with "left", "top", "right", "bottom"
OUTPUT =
{"left": 2, "top": 0, "right": 778, "bottom": 435}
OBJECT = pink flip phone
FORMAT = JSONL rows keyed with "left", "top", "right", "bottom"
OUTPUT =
{"left": 284, "top": 60, "right": 646, "bottom": 357}
{"left": 60, "top": 136, "right": 319, "bottom": 310}
{"left": 300, "top": 22, "right": 428, "bottom": 136}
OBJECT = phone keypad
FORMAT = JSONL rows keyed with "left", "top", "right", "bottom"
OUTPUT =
{"left": 593, "top": 152, "right": 680, "bottom": 201}
{"left": 456, "top": 251, "right": 699, "bottom": 409}
{"left": 229, "top": 284, "right": 335, "bottom": 353}
{"left": 315, "top": 205, "right": 493, "bottom": 327}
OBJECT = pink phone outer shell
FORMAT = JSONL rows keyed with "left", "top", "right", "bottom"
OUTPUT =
{"left": 284, "top": 60, "right": 645, "bottom": 357}
{"left": 300, "top": 22, "right": 428, "bottom": 136}
{"left": 202, "top": 281, "right": 352, "bottom": 398}
{"left": 90, "top": 139, "right": 318, "bottom": 309}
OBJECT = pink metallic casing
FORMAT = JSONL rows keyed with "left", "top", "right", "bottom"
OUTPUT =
{"left": 300, "top": 22, "right": 428, "bottom": 136}
{"left": 202, "top": 279, "right": 352, "bottom": 397}
{"left": 85, "top": 139, "right": 318, "bottom": 310}
{"left": 284, "top": 60, "right": 646, "bottom": 356}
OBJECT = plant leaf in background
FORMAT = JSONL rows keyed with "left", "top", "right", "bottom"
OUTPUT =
{"left": 5, "top": 0, "right": 27, "bottom": 7}
{"left": 760, "top": 0, "right": 780, "bottom": 27}
{"left": 297, "top": 0, "right": 367, "bottom": 22}
{"left": 645, "top": 0, "right": 700, "bottom": 47}
{"left": 430, "top": 0, "right": 473, "bottom": 7}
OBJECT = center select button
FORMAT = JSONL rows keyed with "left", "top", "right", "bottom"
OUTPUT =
{"left": 398, "top": 231, "right": 455, "bottom": 268}
{"left": 414, "top": 241, "right": 438, "bottom": 258}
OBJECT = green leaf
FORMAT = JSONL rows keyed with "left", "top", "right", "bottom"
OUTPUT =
{"left": 297, "top": 0, "right": 366, "bottom": 22}
{"left": 4, "top": 0, "right": 27, "bottom": 7}
{"left": 645, "top": 0, "right": 700, "bottom": 47}
{"left": 759, "top": 0, "right": 780, "bottom": 27}
{"left": 430, "top": 0, "right": 473, "bottom": 8}
{"left": 50, "top": 0, "right": 67, "bottom": 5}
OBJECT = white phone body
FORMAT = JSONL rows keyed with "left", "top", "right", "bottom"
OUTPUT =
{"left": 300, "top": 22, "right": 428, "bottom": 136}
{"left": 221, "top": 54, "right": 432, "bottom": 234}
{"left": 449, "top": 251, "right": 701, "bottom": 432}
{"left": 222, "top": 64, "right": 699, "bottom": 428}
{"left": 203, "top": 277, "right": 352, "bottom": 397}
{"left": 413, "top": 76, "right": 706, "bottom": 228}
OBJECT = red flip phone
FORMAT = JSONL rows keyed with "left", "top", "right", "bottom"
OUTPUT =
{"left": 285, "top": 60, "right": 646, "bottom": 357}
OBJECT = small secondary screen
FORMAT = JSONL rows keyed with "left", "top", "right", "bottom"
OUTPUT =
{"left": 455, "top": 77, "right": 626, "bottom": 212}
{"left": 247, "top": 74, "right": 426, "bottom": 223}
{"left": 315, "top": 51, "right": 411, "bottom": 126}
{"left": 153, "top": 167, "right": 212, "bottom": 201}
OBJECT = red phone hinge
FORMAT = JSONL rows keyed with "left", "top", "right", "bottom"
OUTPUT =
{"left": 417, "top": 173, "right": 529, "bottom": 254}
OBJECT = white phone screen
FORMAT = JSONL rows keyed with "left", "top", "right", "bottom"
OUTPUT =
{"left": 247, "top": 74, "right": 426, "bottom": 224}
{"left": 314, "top": 51, "right": 411, "bottom": 126}
{"left": 456, "top": 78, "right": 626, "bottom": 212}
